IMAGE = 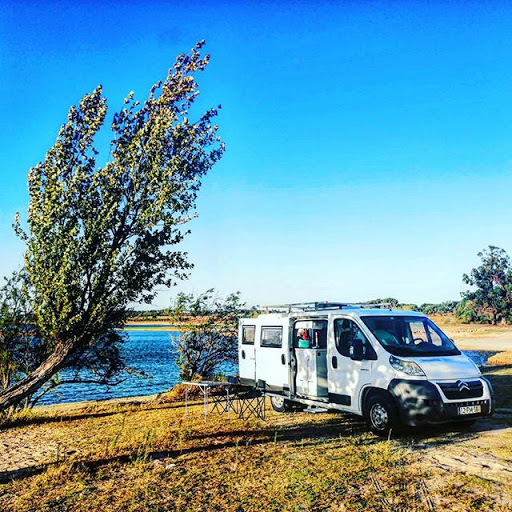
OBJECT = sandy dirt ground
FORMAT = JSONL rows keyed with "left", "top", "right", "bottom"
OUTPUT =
{"left": 421, "top": 423, "right": 512, "bottom": 485}
{"left": 448, "top": 331, "right": 512, "bottom": 351}
{"left": 0, "top": 396, "right": 155, "bottom": 477}
{"left": 409, "top": 420, "right": 512, "bottom": 510}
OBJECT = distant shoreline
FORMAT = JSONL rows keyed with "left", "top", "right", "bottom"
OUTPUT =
{"left": 123, "top": 325, "right": 182, "bottom": 331}
{"left": 122, "top": 321, "right": 512, "bottom": 349}
{"left": 123, "top": 321, "right": 184, "bottom": 331}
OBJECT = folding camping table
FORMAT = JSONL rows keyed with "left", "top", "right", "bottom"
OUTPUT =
{"left": 182, "top": 381, "right": 266, "bottom": 421}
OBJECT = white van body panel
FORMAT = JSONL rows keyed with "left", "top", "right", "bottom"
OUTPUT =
{"left": 414, "top": 355, "right": 481, "bottom": 380}
{"left": 253, "top": 315, "right": 290, "bottom": 392}
{"left": 238, "top": 321, "right": 256, "bottom": 384}
{"left": 295, "top": 348, "right": 328, "bottom": 397}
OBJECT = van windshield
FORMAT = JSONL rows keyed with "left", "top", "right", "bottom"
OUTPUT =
{"left": 361, "top": 316, "right": 461, "bottom": 357}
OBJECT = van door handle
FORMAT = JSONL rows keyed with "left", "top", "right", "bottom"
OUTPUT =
{"left": 332, "top": 356, "right": 338, "bottom": 369}
{"left": 281, "top": 354, "right": 286, "bottom": 365}
{"left": 241, "top": 350, "right": 246, "bottom": 359}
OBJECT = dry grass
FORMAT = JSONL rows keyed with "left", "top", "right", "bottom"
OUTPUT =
{"left": 431, "top": 315, "right": 512, "bottom": 339}
{"left": 487, "top": 351, "right": 512, "bottom": 365}
{"left": 1, "top": 367, "right": 512, "bottom": 511}
{"left": 1, "top": 393, "right": 511, "bottom": 511}
{"left": 483, "top": 365, "right": 512, "bottom": 411}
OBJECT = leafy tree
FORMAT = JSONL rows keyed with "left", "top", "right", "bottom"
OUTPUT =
{"left": 419, "top": 303, "right": 437, "bottom": 315}
{"left": 364, "top": 298, "right": 400, "bottom": 308}
{"left": 0, "top": 42, "right": 223, "bottom": 411}
{"left": 462, "top": 246, "right": 512, "bottom": 325}
{"left": 170, "top": 289, "right": 252, "bottom": 380}
{"left": 454, "top": 299, "right": 487, "bottom": 324}
{"left": 419, "top": 300, "right": 459, "bottom": 315}
{"left": 438, "top": 300, "right": 459, "bottom": 314}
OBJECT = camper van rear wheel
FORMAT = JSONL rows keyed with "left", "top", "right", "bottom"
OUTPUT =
{"left": 270, "top": 396, "right": 291, "bottom": 413}
{"left": 365, "top": 393, "right": 399, "bottom": 437}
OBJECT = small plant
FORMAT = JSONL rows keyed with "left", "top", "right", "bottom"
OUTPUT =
{"left": 169, "top": 289, "right": 253, "bottom": 380}
{"left": 104, "top": 416, "right": 127, "bottom": 458}
{"left": 132, "top": 428, "right": 155, "bottom": 466}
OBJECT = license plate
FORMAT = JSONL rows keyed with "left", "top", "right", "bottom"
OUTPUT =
{"left": 458, "top": 405, "right": 481, "bottom": 415}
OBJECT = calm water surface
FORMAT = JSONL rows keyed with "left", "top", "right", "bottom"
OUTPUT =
{"left": 39, "top": 330, "right": 182, "bottom": 405}
{"left": 38, "top": 331, "right": 499, "bottom": 406}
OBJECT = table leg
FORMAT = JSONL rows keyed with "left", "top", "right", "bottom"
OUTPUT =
{"left": 204, "top": 386, "right": 208, "bottom": 423}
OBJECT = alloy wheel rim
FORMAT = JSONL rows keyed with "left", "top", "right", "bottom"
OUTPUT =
{"left": 370, "top": 403, "right": 389, "bottom": 430}
{"left": 272, "top": 396, "right": 285, "bottom": 407}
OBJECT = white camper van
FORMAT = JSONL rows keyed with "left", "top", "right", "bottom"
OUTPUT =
{"left": 238, "top": 302, "right": 494, "bottom": 435}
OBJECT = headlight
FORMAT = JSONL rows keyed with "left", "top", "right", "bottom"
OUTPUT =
{"left": 389, "top": 355, "right": 425, "bottom": 376}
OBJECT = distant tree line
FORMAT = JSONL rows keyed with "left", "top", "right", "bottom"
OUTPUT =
{"left": 368, "top": 246, "right": 512, "bottom": 325}
{"left": 133, "top": 245, "right": 512, "bottom": 328}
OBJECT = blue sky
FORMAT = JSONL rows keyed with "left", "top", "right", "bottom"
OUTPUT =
{"left": 1, "top": 1, "right": 512, "bottom": 308}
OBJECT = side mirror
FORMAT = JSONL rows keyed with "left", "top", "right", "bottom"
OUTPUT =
{"left": 349, "top": 337, "right": 364, "bottom": 361}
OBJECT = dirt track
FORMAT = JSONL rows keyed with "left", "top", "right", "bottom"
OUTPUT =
{"left": 452, "top": 331, "right": 512, "bottom": 351}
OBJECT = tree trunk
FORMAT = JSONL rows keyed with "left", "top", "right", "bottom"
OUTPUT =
{"left": 0, "top": 339, "right": 76, "bottom": 411}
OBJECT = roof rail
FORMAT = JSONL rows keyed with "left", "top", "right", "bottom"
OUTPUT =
{"left": 263, "top": 302, "right": 393, "bottom": 313}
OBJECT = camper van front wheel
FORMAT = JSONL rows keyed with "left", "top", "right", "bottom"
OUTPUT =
{"left": 270, "top": 396, "right": 291, "bottom": 413}
{"left": 365, "top": 393, "right": 399, "bottom": 436}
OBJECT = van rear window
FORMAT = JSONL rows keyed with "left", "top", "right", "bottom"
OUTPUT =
{"left": 242, "top": 325, "right": 255, "bottom": 345}
{"left": 260, "top": 326, "right": 283, "bottom": 348}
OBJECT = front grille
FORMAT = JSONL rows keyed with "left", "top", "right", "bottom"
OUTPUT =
{"left": 438, "top": 380, "right": 483, "bottom": 400}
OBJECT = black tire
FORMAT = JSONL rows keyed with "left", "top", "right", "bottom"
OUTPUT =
{"left": 270, "top": 395, "right": 292, "bottom": 412}
{"left": 364, "top": 393, "right": 400, "bottom": 437}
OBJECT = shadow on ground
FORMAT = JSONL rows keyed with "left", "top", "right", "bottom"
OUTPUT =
{"left": 0, "top": 400, "right": 200, "bottom": 431}
{"left": 3, "top": 366, "right": 512, "bottom": 484}
{"left": 0, "top": 411, "right": 369, "bottom": 483}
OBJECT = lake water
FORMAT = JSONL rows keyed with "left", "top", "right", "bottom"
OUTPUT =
{"left": 39, "top": 330, "right": 182, "bottom": 406}
{"left": 37, "top": 330, "right": 500, "bottom": 406}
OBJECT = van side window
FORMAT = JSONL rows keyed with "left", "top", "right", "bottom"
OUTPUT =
{"left": 312, "top": 320, "right": 328, "bottom": 348}
{"left": 334, "top": 319, "right": 376, "bottom": 359}
{"left": 426, "top": 324, "right": 443, "bottom": 346}
{"left": 294, "top": 321, "right": 311, "bottom": 348}
{"left": 260, "top": 326, "right": 283, "bottom": 348}
{"left": 242, "top": 325, "right": 255, "bottom": 345}
{"left": 334, "top": 319, "right": 352, "bottom": 357}
{"left": 293, "top": 320, "right": 327, "bottom": 349}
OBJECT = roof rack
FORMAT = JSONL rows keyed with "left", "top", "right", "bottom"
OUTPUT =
{"left": 263, "top": 302, "right": 393, "bottom": 313}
